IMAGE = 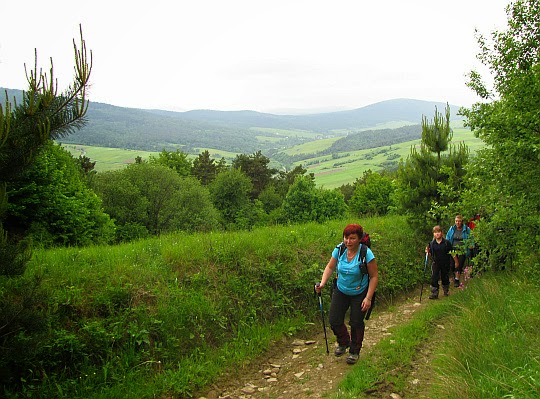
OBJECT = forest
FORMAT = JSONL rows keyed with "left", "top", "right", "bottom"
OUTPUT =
{"left": 0, "top": 1, "right": 539, "bottom": 398}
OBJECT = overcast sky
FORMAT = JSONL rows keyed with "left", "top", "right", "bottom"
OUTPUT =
{"left": 1, "top": 1, "right": 509, "bottom": 114}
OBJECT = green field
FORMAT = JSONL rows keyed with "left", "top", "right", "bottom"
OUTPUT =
{"left": 63, "top": 145, "right": 239, "bottom": 173}
{"left": 62, "top": 122, "right": 484, "bottom": 187}
{"left": 298, "top": 125, "right": 485, "bottom": 188}
{"left": 62, "top": 145, "right": 159, "bottom": 172}
{"left": 251, "top": 126, "right": 327, "bottom": 138}
{"left": 281, "top": 136, "right": 340, "bottom": 156}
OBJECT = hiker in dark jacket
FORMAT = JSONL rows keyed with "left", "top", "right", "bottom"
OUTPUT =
{"left": 426, "top": 225, "right": 457, "bottom": 299}
{"left": 315, "top": 224, "right": 378, "bottom": 365}
{"left": 446, "top": 214, "right": 472, "bottom": 287}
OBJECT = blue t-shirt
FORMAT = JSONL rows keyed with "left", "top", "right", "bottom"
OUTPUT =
{"left": 332, "top": 244, "right": 375, "bottom": 296}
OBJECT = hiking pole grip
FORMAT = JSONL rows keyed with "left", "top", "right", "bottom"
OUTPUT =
{"left": 314, "top": 282, "right": 321, "bottom": 296}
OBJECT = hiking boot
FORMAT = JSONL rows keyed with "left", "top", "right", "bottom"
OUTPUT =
{"left": 346, "top": 353, "right": 359, "bottom": 364}
{"left": 428, "top": 286, "right": 439, "bottom": 300}
{"left": 334, "top": 345, "right": 348, "bottom": 357}
{"left": 443, "top": 285, "right": 450, "bottom": 296}
{"left": 454, "top": 279, "right": 460, "bottom": 288}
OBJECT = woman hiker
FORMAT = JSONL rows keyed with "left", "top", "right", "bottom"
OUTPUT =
{"left": 314, "top": 224, "right": 378, "bottom": 364}
{"left": 446, "top": 214, "right": 472, "bottom": 287}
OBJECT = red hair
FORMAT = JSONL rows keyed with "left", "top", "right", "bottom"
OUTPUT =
{"left": 343, "top": 223, "right": 363, "bottom": 238}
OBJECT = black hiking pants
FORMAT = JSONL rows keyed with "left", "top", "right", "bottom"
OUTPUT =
{"left": 431, "top": 261, "right": 450, "bottom": 288}
{"left": 328, "top": 288, "right": 367, "bottom": 355}
{"left": 455, "top": 253, "right": 467, "bottom": 274}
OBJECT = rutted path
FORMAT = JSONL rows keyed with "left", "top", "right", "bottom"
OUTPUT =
{"left": 196, "top": 291, "right": 433, "bottom": 399}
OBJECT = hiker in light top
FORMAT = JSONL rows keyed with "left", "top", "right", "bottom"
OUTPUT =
{"left": 426, "top": 225, "right": 456, "bottom": 299}
{"left": 446, "top": 214, "right": 472, "bottom": 287}
{"left": 315, "top": 224, "right": 378, "bottom": 365}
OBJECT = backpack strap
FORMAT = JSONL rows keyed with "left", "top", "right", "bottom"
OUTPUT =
{"left": 359, "top": 244, "right": 368, "bottom": 275}
{"left": 337, "top": 242, "right": 346, "bottom": 258}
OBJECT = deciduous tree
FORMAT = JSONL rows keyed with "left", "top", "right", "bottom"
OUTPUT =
{"left": 349, "top": 170, "right": 395, "bottom": 216}
{"left": 459, "top": 0, "right": 540, "bottom": 276}
{"left": 92, "top": 163, "right": 218, "bottom": 238}
{"left": 149, "top": 149, "right": 192, "bottom": 177}
{"left": 209, "top": 168, "right": 253, "bottom": 227}
{"left": 232, "top": 150, "right": 276, "bottom": 199}
{"left": 282, "top": 175, "right": 347, "bottom": 223}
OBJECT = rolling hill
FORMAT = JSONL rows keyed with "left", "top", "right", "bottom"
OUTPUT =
{"left": 2, "top": 87, "right": 477, "bottom": 186}
{"left": 1, "top": 87, "right": 464, "bottom": 155}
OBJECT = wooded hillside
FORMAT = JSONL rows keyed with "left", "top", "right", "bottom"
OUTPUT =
{"left": 1, "top": 88, "right": 462, "bottom": 155}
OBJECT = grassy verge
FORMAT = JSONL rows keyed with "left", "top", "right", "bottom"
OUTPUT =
{"left": 431, "top": 274, "right": 540, "bottom": 399}
{"left": 330, "top": 273, "right": 540, "bottom": 399}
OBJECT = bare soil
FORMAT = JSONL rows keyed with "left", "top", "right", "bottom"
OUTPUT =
{"left": 196, "top": 288, "right": 450, "bottom": 399}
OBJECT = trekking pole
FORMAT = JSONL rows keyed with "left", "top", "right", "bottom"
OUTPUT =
{"left": 314, "top": 283, "right": 330, "bottom": 355}
{"left": 419, "top": 252, "right": 429, "bottom": 303}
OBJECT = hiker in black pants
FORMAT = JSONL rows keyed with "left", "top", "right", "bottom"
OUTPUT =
{"left": 314, "top": 224, "right": 378, "bottom": 365}
{"left": 426, "top": 225, "right": 457, "bottom": 299}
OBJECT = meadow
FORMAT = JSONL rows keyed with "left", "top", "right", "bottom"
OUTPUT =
{"left": 296, "top": 124, "right": 485, "bottom": 188}
{"left": 63, "top": 122, "right": 484, "bottom": 188}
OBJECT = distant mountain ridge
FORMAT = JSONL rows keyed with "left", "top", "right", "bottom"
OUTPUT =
{"left": 150, "top": 98, "right": 462, "bottom": 131}
{"left": 1, "top": 87, "right": 464, "bottom": 154}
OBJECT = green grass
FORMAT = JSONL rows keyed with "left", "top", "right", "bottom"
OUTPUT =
{"left": 7, "top": 217, "right": 537, "bottom": 398}
{"left": 430, "top": 275, "right": 540, "bottom": 399}
{"left": 62, "top": 144, "right": 242, "bottom": 172}
{"left": 11, "top": 216, "right": 425, "bottom": 398}
{"left": 330, "top": 273, "right": 540, "bottom": 399}
{"left": 281, "top": 136, "right": 341, "bottom": 156}
{"left": 302, "top": 142, "right": 416, "bottom": 188}
{"left": 62, "top": 144, "right": 160, "bottom": 172}
{"left": 299, "top": 126, "right": 486, "bottom": 188}
{"left": 330, "top": 120, "right": 418, "bottom": 135}
{"left": 192, "top": 147, "right": 239, "bottom": 160}
{"left": 250, "top": 127, "right": 328, "bottom": 138}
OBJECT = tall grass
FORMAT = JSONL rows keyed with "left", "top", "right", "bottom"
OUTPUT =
{"left": 6, "top": 215, "right": 425, "bottom": 398}
{"left": 431, "top": 274, "right": 540, "bottom": 399}
{"left": 329, "top": 272, "right": 540, "bottom": 399}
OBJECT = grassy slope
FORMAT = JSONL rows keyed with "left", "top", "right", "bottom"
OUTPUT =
{"left": 304, "top": 125, "right": 485, "bottom": 188}
{"left": 15, "top": 216, "right": 537, "bottom": 399}
{"left": 21, "top": 216, "right": 424, "bottom": 398}
{"left": 332, "top": 273, "right": 540, "bottom": 399}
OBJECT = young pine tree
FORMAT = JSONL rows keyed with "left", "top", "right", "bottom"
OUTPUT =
{"left": 395, "top": 104, "right": 469, "bottom": 228}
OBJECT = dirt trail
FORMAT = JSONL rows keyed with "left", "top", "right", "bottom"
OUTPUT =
{"left": 197, "top": 290, "right": 434, "bottom": 399}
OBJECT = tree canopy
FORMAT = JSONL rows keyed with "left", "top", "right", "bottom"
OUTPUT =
{"left": 459, "top": 0, "right": 540, "bottom": 278}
